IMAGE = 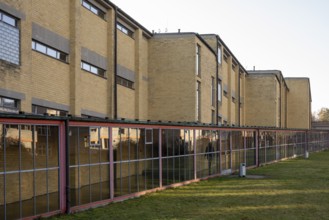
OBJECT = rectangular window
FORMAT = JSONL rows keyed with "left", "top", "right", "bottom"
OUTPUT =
{"left": 218, "top": 116, "right": 222, "bottom": 125}
{"left": 217, "top": 45, "right": 222, "bottom": 64}
{"left": 0, "top": 11, "right": 17, "bottom": 27}
{"left": 117, "top": 22, "right": 134, "bottom": 38}
{"left": 211, "top": 77, "right": 215, "bottom": 107}
{"left": 32, "top": 40, "right": 68, "bottom": 62}
{"left": 224, "top": 90, "right": 228, "bottom": 97}
{"left": 211, "top": 110, "right": 215, "bottom": 124}
{"left": 116, "top": 76, "right": 134, "bottom": 89}
{"left": 223, "top": 50, "right": 229, "bottom": 62}
{"left": 81, "top": 61, "right": 106, "bottom": 78}
{"left": 196, "top": 81, "right": 201, "bottom": 122}
{"left": 0, "top": 10, "right": 19, "bottom": 65}
{"left": 196, "top": 44, "right": 201, "bottom": 76}
{"left": 81, "top": 0, "right": 105, "bottom": 19}
{"left": 0, "top": 96, "right": 19, "bottom": 113}
{"left": 218, "top": 79, "right": 222, "bottom": 102}
{"left": 32, "top": 105, "right": 67, "bottom": 116}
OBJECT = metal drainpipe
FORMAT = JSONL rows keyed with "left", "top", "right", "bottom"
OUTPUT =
{"left": 114, "top": 6, "right": 118, "bottom": 119}
{"left": 65, "top": 119, "right": 70, "bottom": 214}
{"left": 216, "top": 40, "right": 219, "bottom": 125}
{"left": 238, "top": 70, "right": 241, "bottom": 126}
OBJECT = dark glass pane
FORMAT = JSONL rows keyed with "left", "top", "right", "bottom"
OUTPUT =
{"left": 6, "top": 173, "right": 20, "bottom": 220}
{"left": 100, "top": 164, "right": 110, "bottom": 199}
{"left": 35, "top": 125, "right": 47, "bottom": 169}
{"left": 69, "top": 167, "right": 79, "bottom": 206}
{"left": 90, "top": 165, "right": 101, "bottom": 202}
{"left": 5, "top": 125, "right": 20, "bottom": 171}
{"left": 80, "top": 166, "right": 90, "bottom": 205}
{"left": 48, "top": 169, "right": 59, "bottom": 211}
{"left": 48, "top": 126, "right": 59, "bottom": 168}
{"left": 35, "top": 170, "right": 47, "bottom": 215}
{"left": 79, "top": 127, "right": 90, "bottom": 165}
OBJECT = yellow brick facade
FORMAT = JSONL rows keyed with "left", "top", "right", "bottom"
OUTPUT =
{"left": 0, "top": 0, "right": 311, "bottom": 129}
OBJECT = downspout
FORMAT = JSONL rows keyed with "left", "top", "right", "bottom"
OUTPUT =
{"left": 114, "top": 6, "right": 118, "bottom": 119}
{"left": 216, "top": 40, "right": 219, "bottom": 125}
{"left": 65, "top": 118, "right": 70, "bottom": 214}
{"left": 238, "top": 70, "right": 241, "bottom": 126}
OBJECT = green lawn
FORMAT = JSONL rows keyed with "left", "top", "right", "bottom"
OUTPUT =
{"left": 51, "top": 151, "right": 329, "bottom": 220}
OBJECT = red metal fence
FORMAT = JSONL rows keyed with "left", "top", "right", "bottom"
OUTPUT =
{"left": 1, "top": 115, "right": 328, "bottom": 219}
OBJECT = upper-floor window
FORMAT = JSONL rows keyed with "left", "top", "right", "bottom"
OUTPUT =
{"left": 81, "top": 61, "right": 106, "bottom": 78}
{"left": 117, "top": 22, "right": 134, "bottom": 38}
{"left": 0, "top": 11, "right": 17, "bottom": 27}
{"left": 196, "top": 44, "right": 201, "bottom": 76}
{"left": 0, "top": 10, "right": 19, "bottom": 65}
{"left": 116, "top": 76, "right": 134, "bottom": 89}
{"left": 32, "top": 40, "right": 68, "bottom": 63}
{"left": 211, "top": 77, "right": 215, "bottom": 107}
{"left": 218, "top": 79, "right": 222, "bottom": 102}
{"left": 32, "top": 105, "right": 67, "bottom": 116}
{"left": 223, "top": 50, "right": 229, "bottom": 62}
{"left": 217, "top": 45, "right": 222, "bottom": 64}
{"left": 196, "top": 81, "right": 201, "bottom": 122}
{"left": 81, "top": 0, "right": 105, "bottom": 19}
{"left": 0, "top": 96, "right": 19, "bottom": 113}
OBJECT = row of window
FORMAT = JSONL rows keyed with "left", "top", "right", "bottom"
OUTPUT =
{"left": 0, "top": 96, "right": 68, "bottom": 116}
{"left": 81, "top": 0, "right": 105, "bottom": 19}
{"left": 81, "top": 61, "right": 106, "bottom": 77}
{"left": 117, "top": 23, "right": 134, "bottom": 38}
{"left": 32, "top": 40, "right": 68, "bottom": 62}
{"left": 117, "top": 76, "right": 134, "bottom": 89}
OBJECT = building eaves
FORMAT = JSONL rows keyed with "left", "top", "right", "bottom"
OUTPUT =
{"left": 103, "top": 0, "right": 153, "bottom": 37}
{"left": 153, "top": 32, "right": 217, "bottom": 57}
{"left": 248, "top": 70, "right": 290, "bottom": 91}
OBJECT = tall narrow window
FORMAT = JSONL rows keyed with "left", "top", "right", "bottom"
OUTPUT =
{"left": 196, "top": 44, "right": 201, "bottom": 76}
{"left": 211, "top": 110, "right": 215, "bottom": 124}
{"left": 218, "top": 79, "right": 222, "bottom": 102}
{"left": 196, "top": 81, "right": 201, "bottom": 122}
{"left": 211, "top": 77, "right": 215, "bottom": 107}
{"left": 217, "top": 45, "right": 222, "bottom": 64}
{"left": 0, "top": 10, "right": 19, "bottom": 65}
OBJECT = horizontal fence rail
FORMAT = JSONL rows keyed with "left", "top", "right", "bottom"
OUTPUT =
{"left": 0, "top": 115, "right": 329, "bottom": 220}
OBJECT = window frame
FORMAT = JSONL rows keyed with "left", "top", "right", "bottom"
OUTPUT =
{"left": 81, "top": 0, "right": 105, "bottom": 19}
{"left": 32, "top": 105, "right": 67, "bottom": 117}
{"left": 32, "top": 40, "right": 68, "bottom": 63}
{"left": 218, "top": 79, "right": 222, "bottom": 103}
{"left": 0, "top": 10, "right": 17, "bottom": 27}
{"left": 0, "top": 96, "right": 19, "bottom": 113}
{"left": 116, "top": 76, "right": 134, "bottom": 89}
{"left": 81, "top": 61, "right": 106, "bottom": 78}
{"left": 196, "top": 44, "right": 201, "bottom": 76}
{"left": 116, "top": 22, "right": 134, "bottom": 38}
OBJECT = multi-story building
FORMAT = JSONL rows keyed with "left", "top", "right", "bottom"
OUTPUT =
{"left": 0, "top": 0, "right": 311, "bottom": 129}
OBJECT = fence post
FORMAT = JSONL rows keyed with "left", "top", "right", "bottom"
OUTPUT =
{"left": 158, "top": 129, "right": 162, "bottom": 188}
{"left": 256, "top": 129, "right": 259, "bottom": 167}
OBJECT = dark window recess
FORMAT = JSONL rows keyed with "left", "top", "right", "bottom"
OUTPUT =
{"left": 116, "top": 76, "right": 134, "bottom": 89}
{"left": 81, "top": 61, "right": 106, "bottom": 78}
{"left": 82, "top": 0, "right": 105, "bottom": 19}
{"left": 117, "top": 22, "right": 134, "bottom": 38}
{"left": 32, "top": 40, "right": 68, "bottom": 62}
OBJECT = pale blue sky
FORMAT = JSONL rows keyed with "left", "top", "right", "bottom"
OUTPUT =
{"left": 112, "top": 0, "right": 329, "bottom": 112}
